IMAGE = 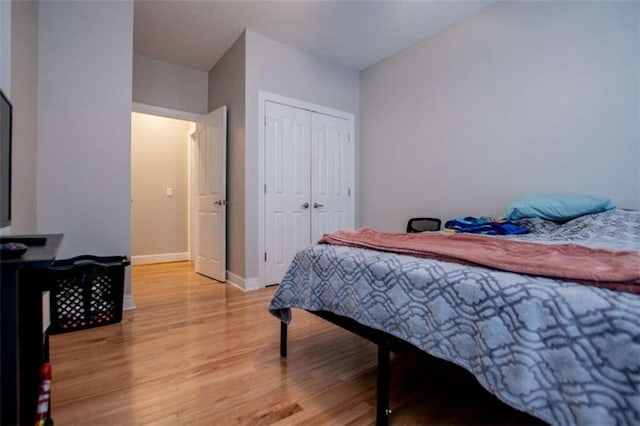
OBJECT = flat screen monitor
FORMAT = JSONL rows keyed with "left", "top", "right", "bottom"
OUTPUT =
{"left": 0, "top": 90, "right": 12, "bottom": 228}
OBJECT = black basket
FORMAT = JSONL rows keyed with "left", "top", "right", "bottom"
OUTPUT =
{"left": 47, "top": 255, "right": 130, "bottom": 334}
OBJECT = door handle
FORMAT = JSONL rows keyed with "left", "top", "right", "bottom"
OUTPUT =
{"left": 301, "top": 202, "right": 310, "bottom": 209}
{"left": 214, "top": 200, "right": 226, "bottom": 206}
{"left": 313, "top": 203, "right": 324, "bottom": 209}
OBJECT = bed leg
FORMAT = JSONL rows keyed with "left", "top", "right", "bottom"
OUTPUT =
{"left": 376, "top": 339, "right": 390, "bottom": 426}
{"left": 280, "top": 321, "right": 288, "bottom": 358}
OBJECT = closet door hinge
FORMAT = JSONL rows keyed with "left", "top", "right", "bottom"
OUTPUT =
{"left": 264, "top": 184, "right": 267, "bottom": 194}
{"left": 264, "top": 116, "right": 267, "bottom": 126}
{"left": 264, "top": 252, "right": 267, "bottom": 262}
{"left": 348, "top": 188, "right": 351, "bottom": 197}
{"left": 348, "top": 133, "right": 351, "bottom": 142}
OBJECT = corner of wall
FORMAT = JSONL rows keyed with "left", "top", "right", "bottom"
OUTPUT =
{"left": 208, "top": 29, "right": 248, "bottom": 279}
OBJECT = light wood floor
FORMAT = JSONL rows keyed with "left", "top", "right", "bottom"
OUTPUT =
{"left": 50, "top": 261, "right": 543, "bottom": 425}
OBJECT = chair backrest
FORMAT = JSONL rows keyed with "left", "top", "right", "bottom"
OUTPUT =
{"left": 407, "top": 217, "right": 441, "bottom": 233}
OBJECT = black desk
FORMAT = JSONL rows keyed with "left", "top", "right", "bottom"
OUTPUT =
{"left": 1, "top": 234, "right": 62, "bottom": 425}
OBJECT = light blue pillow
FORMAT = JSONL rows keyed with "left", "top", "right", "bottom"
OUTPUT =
{"left": 505, "top": 194, "right": 615, "bottom": 221}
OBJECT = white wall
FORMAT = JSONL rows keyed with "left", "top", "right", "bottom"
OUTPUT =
{"left": 11, "top": 0, "right": 38, "bottom": 234}
{"left": 133, "top": 54, "right": 208, "bottom": 115}
{"left": 360, "top": 1, "right": 640, "bottom": 231}
{"left": 208, "top": 32, "right": 246, "bottom": 278}
{"left": 245, "top": 30, "right": 359, "bottom": 280}
{"left": 37, "top": 1, "right": 134, "bottom": 301}
{"left": 131, "top": 112, "right": 190, "bottom": 259}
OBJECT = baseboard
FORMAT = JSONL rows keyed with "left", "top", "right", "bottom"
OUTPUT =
{"left": 226, "top": 271, "right": 261, "bottom": 292}
{"left": 123, "top": 293, "right": 136, "bottom": 311}
{"left": 244, "top": 277, "right": 260, "bottom": 291}
{"left": 131, "top": 252, "right": 189, "bottom": 265}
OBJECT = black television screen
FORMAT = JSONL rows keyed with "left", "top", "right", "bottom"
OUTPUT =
{"left": 0, "top": 90, "right": 11, "bottom": 228}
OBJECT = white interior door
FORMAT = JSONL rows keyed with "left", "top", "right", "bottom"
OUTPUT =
{"left": 264, "top": 101, "right": 311, "bottom": 285}
{"left": 194, "top": 106, "right": 227, "bottom": 282}
{"left": 311, "top": 112, "right": 354, "bottom": 242}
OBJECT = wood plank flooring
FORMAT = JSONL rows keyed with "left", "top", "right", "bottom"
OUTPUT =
{"left": 50, "top": 261, "right": 544, "bottom": 425}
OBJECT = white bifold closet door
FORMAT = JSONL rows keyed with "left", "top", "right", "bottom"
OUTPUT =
{"left": 264, "top": 102, "right": 312, "bottom": 285}
{"left": 264, "top": 101, "right": 354, "bottom": 285}
{"left": 310, "top": 111, "right": 354, "bottom": 242}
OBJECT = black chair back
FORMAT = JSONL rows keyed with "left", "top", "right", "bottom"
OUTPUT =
{"left": 407, "top": 217, "right": 441, "bottom": 233}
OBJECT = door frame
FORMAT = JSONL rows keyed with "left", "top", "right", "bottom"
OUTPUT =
{"left": 132, "top": 102, "right": 200, "bottom": 263}
{"left": 257, "top": 91, "right": 355, "bottom": 288}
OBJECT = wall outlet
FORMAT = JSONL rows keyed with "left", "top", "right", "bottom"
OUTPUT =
{"left": 166, "top": 187, "right": 173, "bottom": 197}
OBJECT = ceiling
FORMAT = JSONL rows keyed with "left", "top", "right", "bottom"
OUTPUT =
{"left": 134, "top": 1, "right": 494, "bottom": 72}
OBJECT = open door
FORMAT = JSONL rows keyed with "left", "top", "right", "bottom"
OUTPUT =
{"left": 193, "top": 106, "right": 227, "bottom": 282}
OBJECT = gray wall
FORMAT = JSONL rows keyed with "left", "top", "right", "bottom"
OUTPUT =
{"left": 10, "top": 0, "right": 38, "bottom": 234}
{"left": 0, "top": 0, "right": 9, "bottom": 97}
{"left": 0, "top": 0, "right": 9, "bottom": 234}
{"left": 208, "top": 32, "right": 246, "bottom": 278}
{"left": 37, "top": 1, "right": 134, "bottom": 296}
{"left": 245, "top": 30, "right": 359, "bottom": 280}
{"left": 133, "top": 54, "right": 208, "bottom": 115}
{"left": 360, "top": 1, "right": 640, "bottom": 232}
{"left": 131, "top": 112, "right": 190, "bottom": 257}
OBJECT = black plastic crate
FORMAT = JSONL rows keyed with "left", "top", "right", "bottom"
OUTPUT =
{"left": 47, "top": 255, "right": 130, "bottom": 334}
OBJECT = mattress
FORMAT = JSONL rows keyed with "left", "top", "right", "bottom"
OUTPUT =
{"left": 269, "top": 209, "right": 640, "bottom": 425}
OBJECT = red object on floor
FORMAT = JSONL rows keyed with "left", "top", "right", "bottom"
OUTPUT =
{"left": 34, "top": 363, "right": 52, "bottom": 426}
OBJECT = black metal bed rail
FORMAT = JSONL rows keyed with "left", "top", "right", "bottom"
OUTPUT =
{"left": 279, "top": 310, "right": 439, "bottom": 426}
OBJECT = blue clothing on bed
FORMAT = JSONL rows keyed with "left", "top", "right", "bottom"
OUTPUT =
{"left": 444, "top": 216, "right": 529, "bottom": 235}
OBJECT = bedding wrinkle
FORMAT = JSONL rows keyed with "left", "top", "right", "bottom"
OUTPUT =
{"left": 320, "top": 227, "right": 640, "bottom": 294}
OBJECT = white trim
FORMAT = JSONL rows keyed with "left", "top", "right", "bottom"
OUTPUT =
{"left": 132, "top": 102, "right": 202, "bottom": 121}
{"left": 123, "top": 294, "right": 136, "bottom": 311}
{"left": 131, "top": 252, "right": 189, "bottom": 265}
{"left": 226, "top": 271, "right": 261, "bottom": 292}
{"left": 257, "top": 91, "right": 355, "bottom": 288}
{"left": 244, "top": 277, "right": 260, "bottom": 291}
{"left": 226, "top": 271, "right": 245, "bottom": 291}
{"left": 258, "top": 91, "right": 354, "bottom": 121}
{"left": 187, "top": 123, "right": 196, "bottom": 260}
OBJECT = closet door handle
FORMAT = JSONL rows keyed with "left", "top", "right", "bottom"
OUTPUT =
{"left": 301, "top": 202, "right": 310, "bottom": 209}
{"left": 313, "top": 203, "right": 324, "bottom": 209}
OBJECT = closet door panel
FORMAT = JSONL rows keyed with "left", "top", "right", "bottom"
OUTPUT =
{"left": 264, "top": 101, "right": 312, "bottom": 284}
{"left": 311, "top": 112, "right": 354, "bottom": 242}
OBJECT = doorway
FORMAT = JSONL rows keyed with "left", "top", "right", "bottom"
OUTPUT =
{"left": 130, "top": 104, "right": 229, "bottom": 285}
{"left": 131, "top": 111, "right": 194, "bottom": 265}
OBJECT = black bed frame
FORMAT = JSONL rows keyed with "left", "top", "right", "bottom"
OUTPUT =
{"left": 279, "top": 310, "right": 455, "bottom": 426}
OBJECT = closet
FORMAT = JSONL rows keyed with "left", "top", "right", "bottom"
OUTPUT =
{"left": 264, "top": 100, "right": 355, "bottom": 284}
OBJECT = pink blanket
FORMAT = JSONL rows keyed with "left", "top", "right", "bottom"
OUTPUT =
{"left": 320, "top": 227, "right": 640, "bottom": 295}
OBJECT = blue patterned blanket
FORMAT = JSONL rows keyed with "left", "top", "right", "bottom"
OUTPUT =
{"left": 269, "top": 209, "right": 640, "bottom": 425}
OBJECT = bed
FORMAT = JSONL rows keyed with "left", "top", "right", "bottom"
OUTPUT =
{"left": 268, "top": 208, "right": 640, "bottom": 425}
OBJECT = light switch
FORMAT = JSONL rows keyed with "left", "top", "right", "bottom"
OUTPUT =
{"left": 166, "top": 187, "right": 173, "bottom": 197}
